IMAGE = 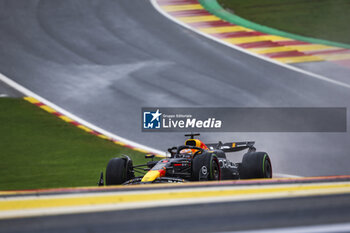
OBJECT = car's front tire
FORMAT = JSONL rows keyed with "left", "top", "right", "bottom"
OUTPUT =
{"left": 192, "top": 153, "right": 221, "bottom": 181}
{"left": 105, "top": 157, "right": 134, "bottom": 185}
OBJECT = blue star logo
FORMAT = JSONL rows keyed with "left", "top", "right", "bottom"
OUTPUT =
{"left": 143, "top": 109, "right": 162, "bottom": 129}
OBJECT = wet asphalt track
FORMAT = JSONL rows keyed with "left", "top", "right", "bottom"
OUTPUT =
{"left": 0, "top": 0, "right": 350, "bottom": 176}
{"left": 0, "top": 0, "right": 350, "bottom": 231}
{"left": 0, "top": 80, "right": 22, "bottom": 97}
{"left": 1, "top": 194, "right": 350, "bottom": 233}
{"left": 0, "top": 0, "right": 349, "bottom": 177}
{"left": 2, "top": 176, "right": 350, "bottom": 233}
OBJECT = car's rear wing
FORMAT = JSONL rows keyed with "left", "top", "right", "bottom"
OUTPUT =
{"left": 206, "top": 141, "right": 255, "bottom": 152}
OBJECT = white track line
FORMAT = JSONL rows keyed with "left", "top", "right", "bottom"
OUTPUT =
{"left": 0, "top": 73, "right": 166, "bottom": 156}
{"left": 150, "top": 0, "right": 350, "bottom": 89}
{"left": 223, "top": 222, "right": 350, "bottom": 233}
{"left": 274, "top": 173, "right": 301, "bottom": 178}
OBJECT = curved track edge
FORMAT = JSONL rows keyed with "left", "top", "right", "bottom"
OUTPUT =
{"left": 0, "top": 73, "right": 166, "bottom": 157}
{"left": 151, "top": 0, "right": 350, "bottom": 89}
{"left": 200, "top": 0, "right": 350, "bottom": 49}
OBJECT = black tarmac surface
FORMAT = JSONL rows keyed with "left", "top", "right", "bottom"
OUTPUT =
{"left": 1, "top": 194, "right": 350, "bottom": 233}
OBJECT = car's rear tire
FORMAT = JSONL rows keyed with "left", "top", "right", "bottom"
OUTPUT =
{"left": 192, "top": 153, "right": 221, "bottom": 181}
{"left": 240, "top": 152, "right": 272, "bottom": 179}
{"left": 106, "top": 157, "right": 134, "bottom": 185}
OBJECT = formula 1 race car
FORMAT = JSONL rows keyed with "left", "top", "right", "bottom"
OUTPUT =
{"left": 102, "top": 134, "right": 272, "bottom": 185}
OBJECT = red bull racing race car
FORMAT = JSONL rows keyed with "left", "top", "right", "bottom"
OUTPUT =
{"left": 102, "top": 134, "right": 272, "bottom": 185}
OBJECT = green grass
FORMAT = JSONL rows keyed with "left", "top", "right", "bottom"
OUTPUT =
{"left": 218, "top": 0, "right": 350, "bottom": 45}
{"left": 0, "top": 98, "right": 150, "bottom": 191}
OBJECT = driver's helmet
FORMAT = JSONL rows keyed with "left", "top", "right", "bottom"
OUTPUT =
{"left": 179, "top": 149, "right": 193, "bottom": 158}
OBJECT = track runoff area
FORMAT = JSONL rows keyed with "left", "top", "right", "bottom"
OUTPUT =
{"left": 1, "top": 176, "right": 350, "bottom": 220}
